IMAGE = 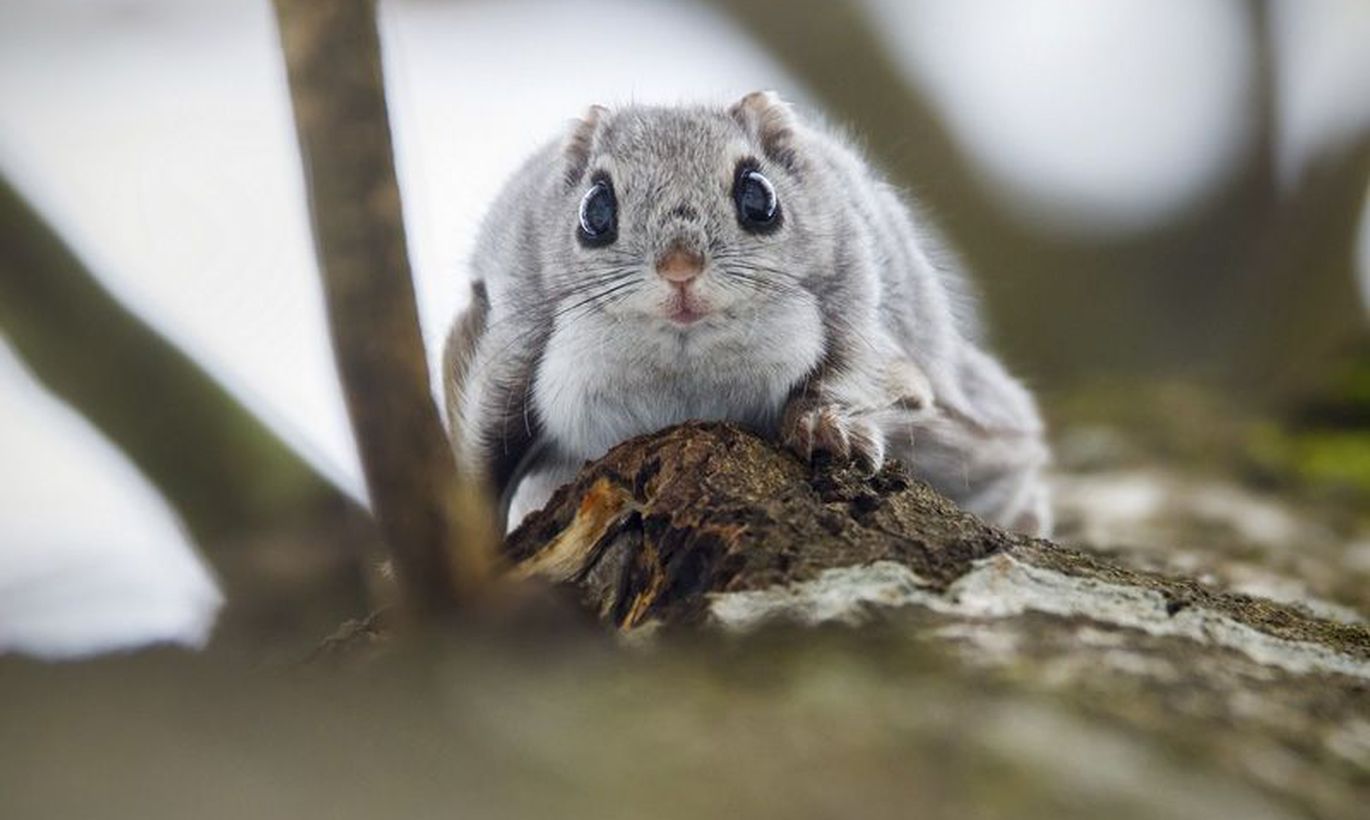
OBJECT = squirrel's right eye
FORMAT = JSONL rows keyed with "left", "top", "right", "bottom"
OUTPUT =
{"left": 577, "top": 179, "right": 617, "bottom": 247}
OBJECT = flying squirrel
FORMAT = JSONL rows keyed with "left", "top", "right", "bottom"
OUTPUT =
{"left": 444, "top": 92, "right": 1051, "bottom": 536}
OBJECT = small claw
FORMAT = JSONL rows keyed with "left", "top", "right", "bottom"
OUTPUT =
{"left": 785, "top": 405, "right": 815, "bottom": 461}
{"left": 811, "top": 407, "right": 850, "bottom": 459}
{"left": 782, "top": 401, "right": 885, "bottom": 470}
{"left": 847, "top": 419, "right": 885, "bottom": 471}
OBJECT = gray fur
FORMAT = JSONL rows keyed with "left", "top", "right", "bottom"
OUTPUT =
{"left": 445, "top": 93, "right": 1051, "bottom": 535}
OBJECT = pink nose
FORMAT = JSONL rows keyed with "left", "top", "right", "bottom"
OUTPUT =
{"left": 655, "top": 247, "right": 704, "bottom": 284}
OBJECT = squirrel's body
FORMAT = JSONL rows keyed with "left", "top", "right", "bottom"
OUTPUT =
{"left": 445, "top": 94, "right": 1051, "bottom": 535}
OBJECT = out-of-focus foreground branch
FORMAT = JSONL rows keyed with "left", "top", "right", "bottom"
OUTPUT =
{"left": 273, "top": 0, "right": 496, "bottom": 616}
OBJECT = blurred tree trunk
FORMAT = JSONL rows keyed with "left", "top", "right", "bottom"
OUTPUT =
{"left": 1228, "top": 1, "right": 1370, "bottom": 388}
{"left": 273, "top": 0, "right": 496, "bottom": 616}
{"left": 0, "top": 175, "right": 372, "bottom": 641}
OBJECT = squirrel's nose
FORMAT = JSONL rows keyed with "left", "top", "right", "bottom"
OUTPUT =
{"left": 655, "top": 245, "right": 704, "bottom": 284}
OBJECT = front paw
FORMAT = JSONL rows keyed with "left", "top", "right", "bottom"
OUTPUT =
{"left": 781, "top": 399, "right": 885, "bottom": 469}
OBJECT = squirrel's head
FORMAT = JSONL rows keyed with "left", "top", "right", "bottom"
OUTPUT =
{"left": 547, "top": 92, "right": 828, "bottom": 336}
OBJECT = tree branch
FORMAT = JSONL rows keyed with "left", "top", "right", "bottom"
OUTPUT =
{"left": 0, "top": 175, "right": 374, "bottom": 640}
{"left": 272, "top": 0, "right": 496, "bottom": 615}
{"left": 0, "top": 176, "right": 350, "bottom": 540}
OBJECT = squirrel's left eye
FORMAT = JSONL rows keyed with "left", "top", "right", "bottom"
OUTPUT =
{"left": 733, "top": 166, "right": 781, "bottom": 233}
{"left": 578, "top": 178, "right": 617, "bottom": 247}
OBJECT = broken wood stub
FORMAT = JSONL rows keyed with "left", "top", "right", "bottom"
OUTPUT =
{"left": 503, "top": 422, "right": 1021, "bottom": 629}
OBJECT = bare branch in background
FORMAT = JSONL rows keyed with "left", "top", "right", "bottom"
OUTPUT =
{"left": 272, "top": 0, "right": 497, "bottom": 616}
{"left": 0, "top": 175, "right": 372, "bottom": 638}
{"left": 0, "top": 178, "right": 345, "bottom": 541}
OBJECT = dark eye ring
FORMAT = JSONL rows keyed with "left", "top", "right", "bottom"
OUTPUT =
{"left": 577, "top": 177, "right": 617, "bottom": 247}
{"left": 733, "top": 165, "right": 781, "bottom": 233}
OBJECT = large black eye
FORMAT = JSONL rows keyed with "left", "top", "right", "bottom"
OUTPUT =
{"left": 577, "top": 177, "right": 617, "bottom": 247}
{"left": 733, "top": 165, "right": 781, "bottom": 233}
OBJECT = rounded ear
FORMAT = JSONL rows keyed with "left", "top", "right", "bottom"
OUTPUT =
{"left": 728, "top": 90, "right": 800, "bottom": 173}
{"left": 563, "top": 104, "right": 608, "bottom": 189}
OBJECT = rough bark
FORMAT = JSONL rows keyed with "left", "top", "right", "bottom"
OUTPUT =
{"left": 495, "top": 423, "right": 1369, "bottom": 816}
{"left": 505, "top": 424, "right": 1366, "bottom": 648}
{"left": 272, "top": 0, "right": 496, "bottom": 614}
{"left": 5, "top": 423, "right": 1369, "bottom": 818}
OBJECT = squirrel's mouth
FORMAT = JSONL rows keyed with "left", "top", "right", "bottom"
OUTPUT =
{"left": 663, "top": 291, "right": 709, "bottom": 325}
{"left": 667, "top": 306, "right": 706, "bottom": 325}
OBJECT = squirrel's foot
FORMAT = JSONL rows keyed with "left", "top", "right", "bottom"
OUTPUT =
{"left": 781, "top": 398, "right": 885, "bottom": 470}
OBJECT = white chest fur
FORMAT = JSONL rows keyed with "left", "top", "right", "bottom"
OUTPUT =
{"left": 534, "top": 302, "right": 824, "bottom": 462}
